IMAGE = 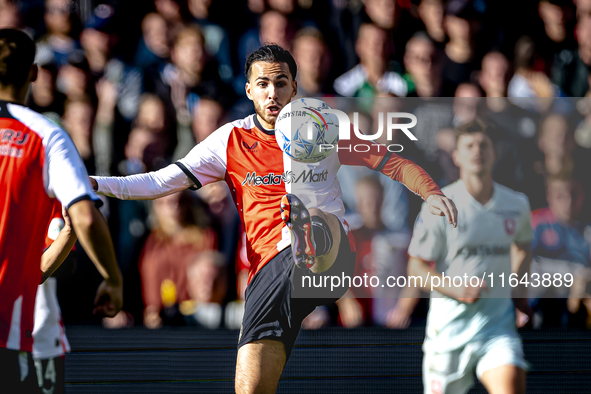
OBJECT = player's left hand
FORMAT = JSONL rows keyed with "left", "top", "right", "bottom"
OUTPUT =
{"left": 513, "top": 298, "right": 533, "bottom": 328}
{"left": 93, "top": 279, "right": 123, "bottom": 317}
{"left": 426, "top": 194, "right": 458, "bottom": 228}
{"left": 61, "top": 205, "right": 74, "bottom": 233}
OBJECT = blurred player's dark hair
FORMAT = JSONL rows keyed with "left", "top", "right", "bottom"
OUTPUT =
{"left": 0, "top": 28, "right": 35, "bottom": 88}
{"left": 454, "top": 118, "right": 489, "bottom": 146}
{"left": 245, "top": 44, "right": 297, "bottom": 81}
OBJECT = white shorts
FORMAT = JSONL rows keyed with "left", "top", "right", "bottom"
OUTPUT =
{"left": 422, "top": 334, "right": 528, "bottom": 394}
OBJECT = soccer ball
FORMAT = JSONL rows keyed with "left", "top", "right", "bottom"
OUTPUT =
{"left": 275, "top": 98, "right": 339, "bottom": 163}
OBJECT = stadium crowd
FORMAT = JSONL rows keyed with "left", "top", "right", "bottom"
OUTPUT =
{"left": 5, "top": 0, "right": 591, "bottom": 330}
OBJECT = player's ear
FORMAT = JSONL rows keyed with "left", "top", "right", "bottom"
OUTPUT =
{"left": 451, "top": 148, "right": 460, "bottom": 168}
{"left": 292, "top": 80, "right": 297, "bottom": 98}
{"left": 245, "top": 81, "right": 252, "bottom": 100}
{"left": 29, "top": 64, "right": 38, "bottom": 83}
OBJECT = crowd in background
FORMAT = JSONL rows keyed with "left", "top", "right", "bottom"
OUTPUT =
{"left": 4, "top": 0, "right": 591, "bottom": 330}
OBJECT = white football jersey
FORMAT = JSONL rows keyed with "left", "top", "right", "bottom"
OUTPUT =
{"left": 32, "top": 278, "right": 70, "bottom": 359}
{"left": 408, "top": 180, "right": 532, "bottom": 353}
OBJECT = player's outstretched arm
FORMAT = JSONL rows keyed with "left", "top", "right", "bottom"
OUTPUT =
{"left": 408, "top": 256, "right": 488, "bottom": 303}
{"left": 68, "top": 199, "right": 123, "bottom": 317}
{"left": 511, "top": 242, "right": 533, "bottom": 326}
{"left": 40, "top": 206, "right": 77, "bottom": 284}
{"left": 90, "top": 163, "right": 194, "bottom": 201}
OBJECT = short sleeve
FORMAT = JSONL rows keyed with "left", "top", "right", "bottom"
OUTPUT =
{"left": 176, "top": 123, "right": 233, "bottom": 188}
{"left": 514, "top": 194, "right": 533, "bottom": 245}
{"left": 45, "top": 129, "right": 98, "bottom": 208}
{"left": 408, "top": 203, "right": 447, "bottom": 262}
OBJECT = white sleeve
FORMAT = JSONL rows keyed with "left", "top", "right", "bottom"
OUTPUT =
{"left": 176, "top": 123, "right": 233, "bottom": 187}
{"left": 45, "top": 129, "right": 98, "bottom": 208}
{"left": 407, "top": 203, "right": 447, "bottom": 261}
{"left": 93, "top": 163, "right": 192, "bottom": 200}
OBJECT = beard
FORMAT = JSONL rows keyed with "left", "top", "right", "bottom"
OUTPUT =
{"left": 253, "top": 101, "right": 277, "bottom": 129}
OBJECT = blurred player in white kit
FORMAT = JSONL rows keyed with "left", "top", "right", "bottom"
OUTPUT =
{"left": 406, "top": 119, "right": 533, "bottom": 394}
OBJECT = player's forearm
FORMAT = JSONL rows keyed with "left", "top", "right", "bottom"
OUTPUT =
{"left": 68, "top": 200, "right": 122, "bottom": 285}
{"left": 380, "top": 157, "right": 442, "bottom": 200}
{"left": 92, "top": 164, "right": 191, "bottom": 200}
{"left": 40, "top": 226, "right": 77, "bottom": 284}
{"left": 511, "top": 243, "right": 532, "bottom": 299}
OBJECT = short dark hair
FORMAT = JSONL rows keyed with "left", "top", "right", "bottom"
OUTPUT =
{"left": 454, "top": 118, "right": 489, "bottom": 146}
{"left": 0, "top": 29, "right": 36, "bottom": 88}
{"left": 244, "top": 44, "right": 297, "bottom": 81}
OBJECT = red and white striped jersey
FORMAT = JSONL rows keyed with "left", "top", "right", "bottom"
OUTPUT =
{"left": 33, "top": 200, "right": 71, "bottom": 360}
{"left": 95, "top": 114, "right": 442, "bottom": 284}
{"left": 0, "top": 100, "right": 96, "bottom": 352}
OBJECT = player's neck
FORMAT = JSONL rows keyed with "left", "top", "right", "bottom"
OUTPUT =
{"left": 0, "top": 85, "right": 27, "bottom": 105}
{"left": 461, "top": 173, "right": 494, "bottom": 206}
{"left": 255, "top": 114, "right": 274, "bottom": 130}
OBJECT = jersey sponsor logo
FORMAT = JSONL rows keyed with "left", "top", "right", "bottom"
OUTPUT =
{"left": 0, "top": 129, "right": 29, "bottom": 145}
{"left": 457, "top": 245, "right": 510, "bottom": 257}
{"left": 242, "top": 141, "right": 259, "bottom": 152}
{"left": 0, "top": 129, "right": 29, "bottom": 158}
{"left": 241, "top": 169, "right": 329, "bottom": 186}
{"left": 504, "top": 217, "right": 516, "bottom": 235}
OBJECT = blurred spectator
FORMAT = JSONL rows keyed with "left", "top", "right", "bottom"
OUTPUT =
{"left": 537, "top": 0, "right": 576, "bottom": 74}
{"left": 27, "top": 57, "right": 65, "bottom": 124}
{"left": 154, "top": 0, "right": 188, "bottom": 39}
{"left": 441, "top": 0, "right": 481, "bottom": 96}
{"left": 57, "top": 51, "right": 95, "bottom": 102}
{"left": 509, "top": 36, "right": 558, "bottom": 103}
{"left": 133, "top": 93, "right": 174, "bottom": 160}
{"left": 339, "top": 176, "right": 411, "bottom": 327}
{"left": 80, "top": 5, "right": 142, "bottom": 123}
{"left": 523, "top": 114, "right": 576, "bottom": 210}
{"left": 268, "top": 0, "right": 296, "bottom": 15}
{"left": 236, "top": 10, "right": 296, "bottom": 95}
{"left": 292, "top": 27, "right": 334, "bottom": 98}
{"left": 478, "top": 51, "right": 511, "bottom": 99}
{"left": 417, "top": 0, "right": 445, "bottom": 46}
{"left": 452, "top": 82, "right": 482, "bottom": 126}
{"left": 403, "top": 32, "right": 442, "bottom": 97}
{"left": 191, "top": 96, "right": 226, "bottom": 143}
{"left": 552, "top": 13, "right": 591, "bottom": 97}
{"left": 141, "top": 191, "right": 216, "bottom": 329}
{"left": 62, "top": 98, "right": 96, "bottom": 173}
{"left": 333, "top": 23, "right": 407, "bottom": 97}
{"left": 188, "top": 0, "right": 234, "bottom": 85}
{"left": 134, "top": 12, "right": 170, "bottom": 71}
{"left": 149, "top": 24, "right": 228, "bottom": 147}
{"left": 182, "top": 251, "right": 233, "bottom": 329}
{"left": 532, "top": 176, "right": 589, "bottom": 266}
{"left": 0, "top": 0, "right": 20, "bottom": 29}
{"left": 574, "top": 0, "right": 591, "bottom": 16}
{"left": 120, "top": 127, "right": 166, "bottom": 176}
{"left": 530, "top": 175, "right": 590, "bottom": 328}
{"left": 37, "top": 0, "right": 81, "bottom": 67}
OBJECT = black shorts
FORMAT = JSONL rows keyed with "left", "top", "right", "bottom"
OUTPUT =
{"left": 0, "top": 348, "right": 41, "bottom": 394}
{"left": 238, "top": 221, "right": 356, "bottom": 359}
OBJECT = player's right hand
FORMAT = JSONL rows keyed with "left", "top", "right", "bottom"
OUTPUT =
{"left": 89, "top": 177, "right": 98, "bottom": 191}
{"left": 426, "top": 194, "right": 458, "bottom": 228}
{"left": 93, "top": 279, "right": 123, "bottom": 317}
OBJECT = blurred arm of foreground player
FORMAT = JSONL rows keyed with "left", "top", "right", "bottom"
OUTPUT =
{"left": 408, "top": 256, "right": 489, "bottom": 304}
{"left": 66, "top": 199, "right": 123, "bottom": 317}
{"left": 511, "top": 242, "right": 533, "bottom": 327}
{"left": 40, "top": 206, "right": 78, "bottom": 284}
